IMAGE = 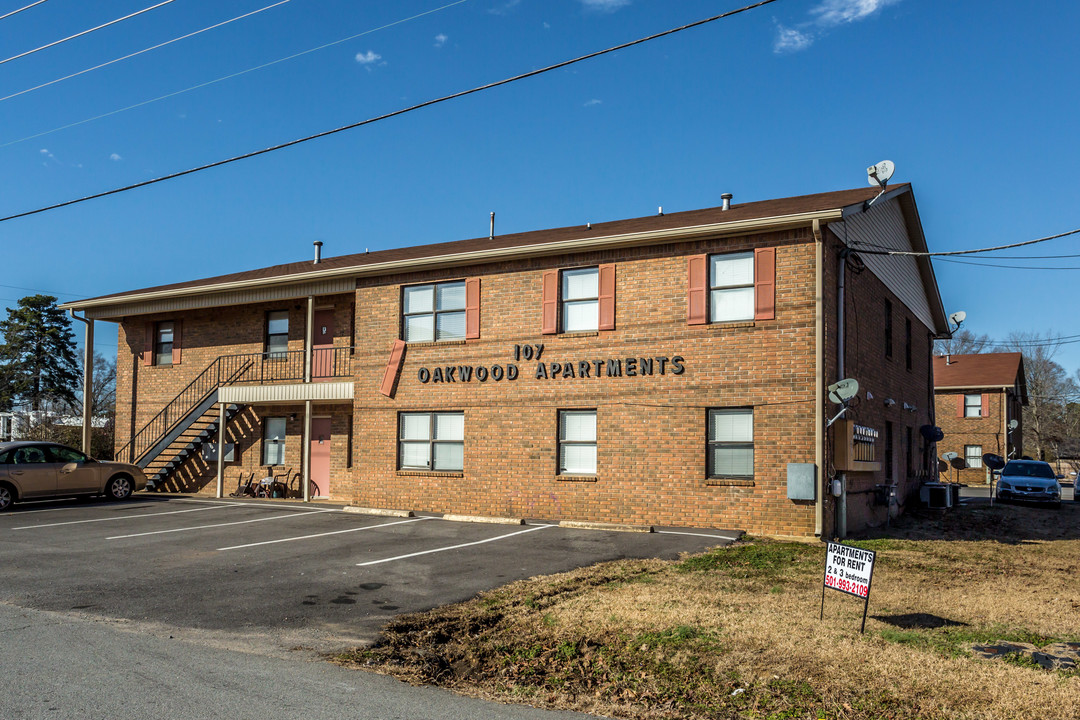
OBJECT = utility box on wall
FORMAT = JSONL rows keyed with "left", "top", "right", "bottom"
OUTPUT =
{"left": 201, "top": 443, "right": 235, "bottom": 462}
{"left": 787, "top": 463, "right": 817, "bottom": 500}
{"left": 833, "top": 419, "right": 882, "bottom": 473}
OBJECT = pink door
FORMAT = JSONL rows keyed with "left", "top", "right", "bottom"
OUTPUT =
{"left": 310, "top": 417, "right": 331, "bottom": 497}
{"left": 313, "top": 309, "right": 334, "bottom": 380}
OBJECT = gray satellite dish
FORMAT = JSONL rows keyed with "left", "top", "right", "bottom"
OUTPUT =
{"left": 827, "top": 378, "right": 859, "bottom": 404}
{"left": 941, "top": 452, "right": 959, "bottom": 461}
{"left": 950, "top": 457, "right": 968, "bottom": 470}
{"left": 867, "top": 160, "right": 895, "bottom": 189}
{"left": 1009, "top": 419, "right": 1019, "bottom": 431}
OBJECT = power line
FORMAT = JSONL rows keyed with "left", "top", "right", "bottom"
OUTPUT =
{"left": 0, "top": 0, "right": 472, "bottom": 149}
{"left": 0, "top": 0, "right": 48, "bottom": 22}
{"left": 0, "top": 0, "right": 782, "bottom": 225}
{"left": 0, "top": 0, "right": 292, "bottom": 104}
{"left": 0, "top": 0, "right": 177, "bottom": 68}
{"left": 935, "top": 257, "right": 1080, "bottom": 271}
{"left": 853, "top": 226, "right": 1080, "bottom": 257}
{"left": 0, "top": 283, "right": 90, "bottom": 298}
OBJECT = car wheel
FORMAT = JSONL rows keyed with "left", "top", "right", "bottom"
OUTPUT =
{"left": 105, "top": 475, "right": 133, "bottom": 501}
{"left": 0, "top": 484, "right": 13, "bottom": 512}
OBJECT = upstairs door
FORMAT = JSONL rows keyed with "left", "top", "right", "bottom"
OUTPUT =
{"left": 312, "top": 308, "right": 334, "bottom": 380}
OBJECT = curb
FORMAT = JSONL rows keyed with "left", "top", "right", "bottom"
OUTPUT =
{"left": 559, "top": 520, "right": 654, "bottom": 533}
{"left": 442, "top": 514, "right": 525, "bottom": 525}
{"left": 343, "top": 506, "right": 414, "bottom": 517}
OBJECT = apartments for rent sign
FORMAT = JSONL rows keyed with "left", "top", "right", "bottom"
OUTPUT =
{"left": 823, "top": 542, "right": 876, "bottom": 598}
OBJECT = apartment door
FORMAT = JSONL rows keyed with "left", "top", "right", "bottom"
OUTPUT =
{"left": 312, "top": 309, "right": 334, "bottom": 380}
{"left": 310, "top": 417, "right": 331, "bottom": 497}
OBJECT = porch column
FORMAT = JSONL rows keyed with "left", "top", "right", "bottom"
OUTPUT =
{"left": 304, "top": 296, "right": 314, "bottom": 383}
{"left": 215, "top": 402, "right": 226, "bottom": 499}
{"left": 303, "top": 399, "right": 312, "bottom": 502}
{"left": 68, "top": 310, "right": 94, "bottom": 455}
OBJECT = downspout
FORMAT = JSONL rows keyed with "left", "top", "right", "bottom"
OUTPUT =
{"left": 813, "top": 219, "right": 824, "bottom": 537}
{"left": 837, "top": 248, "right": 849, "bottom": 539}
{"left": 68, "top": 310, "right": 94, "bottom": 455}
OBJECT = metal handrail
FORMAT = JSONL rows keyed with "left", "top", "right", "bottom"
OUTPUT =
{"left": 117, "top": 347, "right": 353, "bottom": 464}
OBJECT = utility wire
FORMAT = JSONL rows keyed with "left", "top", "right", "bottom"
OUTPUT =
{"left": 0, "top": 0, "right": 177, "bottom": 68}
{"left": 0, "top": 0, "right": 48, "bottom": 22}
{"left": 0, "top": 0, "right": 782, "bottom": 224}
{"left": 935, "top": 257, "right": 1080, "bottom": 271}
{"left": 0, "top": 0, "right": 292, "bottom": 104}
{"left": 853, "top": 227, "right": 1080, "bottom": 257}
{"left": 0, "top": 0, "right": 471, "bottom": 148}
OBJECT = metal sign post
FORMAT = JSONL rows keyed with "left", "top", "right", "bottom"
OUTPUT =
{"left": 821, "top": 541, "right": 877, "bottom": 633}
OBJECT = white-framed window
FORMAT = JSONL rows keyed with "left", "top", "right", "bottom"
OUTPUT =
{"left": 399, "top": 412, "right": 464, "bottom": 471}
{"left": 708, "top": 408, "right": 754, "bottom": 478}
{"left": 709, "top": 252, "right": 754, "bottom": 322}
{"left": 266, "top": 310, "right": 289, "bottom": 357}
{"left": 155, "top": 321, "right": 174, "bottom": 366}
{"left": 965, "top": 445, "right": 983, "bottom": 469}
{"left": 561, "top": 268, "right": 599, "bottom": 333}
{"left": 403, "top": 281, "right": 466, "bottom": 343}
{"left": 263, "top": 417, "right": 286, "bottom": 466}
{"left": 558, "top": 410, "right": 597, "bottom": 475}
{"left": 964, "top": 393, "right": 982, "bottom": 418}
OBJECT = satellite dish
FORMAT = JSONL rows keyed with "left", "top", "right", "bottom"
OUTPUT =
{"left": 950, "top": 457, "right": 968, "bottom": 470}
{"left": 867, "top": 160, "right": 895, "bottom": 189}
{"left": 920, "top": 425, "right": 944, "bottom": 442}
{"left": 948, "top": 311, "right": 967, "bottom": 326}
{"left": 937, "top": 459, "right": 949, "bottom": 473}
{"left": 827, "top": 378, "right": 859, "bottom": 404}
{"left": 1008, "top": 419, "right": 1019, "bottom": 431}
{"left": 982, "top": 453, "right": 1006, "bottom": 471}
{"left": 941, "top": 452, "right": 959, "bottom": 461}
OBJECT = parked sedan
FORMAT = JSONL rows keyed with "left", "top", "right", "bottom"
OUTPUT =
{"left": 0, "top": 441, "right": 148, "bottom": 511}
{"left": 995, "top": 459, "right": 1062, "bottom": 508}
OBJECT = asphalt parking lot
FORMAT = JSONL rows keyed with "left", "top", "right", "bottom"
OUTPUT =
{"left": 0, "top": 496, "right": 739, "bottom": 657}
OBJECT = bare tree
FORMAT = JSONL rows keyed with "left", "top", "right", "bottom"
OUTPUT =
{"left": 997, "top": 332, "right": 1079, "bottom": 461}
{"left": 934, "top": 329, "right": 993, "bottom": 356}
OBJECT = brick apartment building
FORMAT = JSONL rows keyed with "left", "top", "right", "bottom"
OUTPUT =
{"left": 933, "top": 352, "right": 1027, "bottom": 483}
{"left": 62, "top": 184, "right": 949, "bottom": 537}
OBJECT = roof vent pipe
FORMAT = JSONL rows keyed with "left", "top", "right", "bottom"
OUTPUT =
{"left": 721, "top": 193, "right": 733, "bottom": 211}
{"left": 313, "top": 240, "right": 323, "bottom": 264}
{"left": 946, "top": 354, "right": 951, "bottom": 365}
{"left": 490, "top": 212, "right": 495, "bottom": 240}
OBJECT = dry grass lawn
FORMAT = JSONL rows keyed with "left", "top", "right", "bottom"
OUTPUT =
{"left": 335, "top": 500, "right": 1080, "bottom": 719}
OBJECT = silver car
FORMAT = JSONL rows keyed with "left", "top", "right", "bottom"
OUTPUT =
{"left": 995, "top": 460, "right": 1062, "bottom": 508}
{"left": 0, "top": 441, "right": 148, "bottom": 511}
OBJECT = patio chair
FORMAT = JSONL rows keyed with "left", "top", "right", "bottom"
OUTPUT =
{"left": 228, "top": 471, "right": 256, "bottom": 498}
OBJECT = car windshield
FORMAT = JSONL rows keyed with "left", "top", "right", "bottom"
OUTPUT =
{"left": 1002, "top": 462, "right": 1055, "bottom": 479}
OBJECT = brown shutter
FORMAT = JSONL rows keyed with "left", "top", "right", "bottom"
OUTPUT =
{"left": 541, "top": 270, "right": 558, "bottom": 335}
{"left": 687, "top": 255, "right": 708, "bottom": 325}
{"left": 379, "top": 340, "right": 407, "bottom": 398}
{"left": 143, "top": 323, "right": 154, "bottom": 366}
{"left": 465, "top": 277, "right": 480, "bottom": 339}
{"left": 598, "top": 263, "right": 616, "bottom": 331}
{"left": 956, "top": 395, "right": 963, "bottom": 418}
{"left": 754, "top": 247, "right": 776, "bottom": 321}
{"left": 981, "top": 393, "right": 990, "bottom": 417}
{"left": 171, "top": 320, "right": 182, "bottom": 365}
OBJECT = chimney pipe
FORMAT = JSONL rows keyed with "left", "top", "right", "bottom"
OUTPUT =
{"left": 721, "top": 193, "right": 733, "bottom": 211}
{"left": 489, "top": 212, "right": 495, "bottom": 240}
{"left": 946, "top": 354, "right": 951, "bottom": 365}
{"left": 313, "top": 240, "right": 323, "bottom": 264}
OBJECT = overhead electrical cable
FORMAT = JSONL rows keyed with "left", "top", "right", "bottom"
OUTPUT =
{"left": 0, "top": 0, "right": 48, "bottom": 22}
{"left": 0, "top": 0, "right": 782, "bottom": 224}
{"left": 0, "top": 0, "right": 177, "bottom": 68}
{"left": 0, "top": 0, "right": 292, "bottom": 104}
{"left": 852, "top": 227, "right": 1080, "bottom": 257}
{"left": 0, "top": 0, "right": 471, "bottom": 148}
{"left": 934, "top": 257, "right": 1080, "bottom": 271}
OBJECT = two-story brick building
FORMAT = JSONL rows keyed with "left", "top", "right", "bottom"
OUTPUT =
{"left": 61, "top": 184, "right": 950, "bottom": 537}
{"left": 933, "top": 352, "right": 1027, "bottom": 482}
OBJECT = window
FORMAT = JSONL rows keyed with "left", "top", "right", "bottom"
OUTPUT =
{"left": 883, "top": 299, "right": 893, "bottom": 359}
{"left": 266, "top": 310, "right": 289, "bottom": 357}
{"left": 263, "top": 417, "right": 286, "bottom": 466}
{"left": 904, "top": 318, "right": 913, "bottom": 370}
{"left": 885, "top": 421, "right": 894, "bottom": 480}
{"left": 964, "top": 393, "right": 982, "bottom": 418}
{"left": 687, "top": 249, "right": 774, "bottom": 325}
{"left": 562, "top": 268, "right": 599, "bottom": 332}
{"left": 905, "top": 426, "right": 914, "bottom": 479}
{"left": 965, "top": 445, "right": 983, "bottom": 469}
{"left": 403, "top": 281, "right": 466, "bottom": 342}
{"left": 707, "top": 408, "right": 754, "bottom": 478}
{"left": 558, "top": 410, "right": 597, "bottom": 475}
{"left": 155, "top": 321, "right": 174, "bottom": 366}
{"left": 399, "top": 412, "right": 464, "bottom": 471}
{"left": 48, "top": 445, "right": 87, "bottom": 463}
{"left": 710, "top": 252, "right": 755, "bottom": 322}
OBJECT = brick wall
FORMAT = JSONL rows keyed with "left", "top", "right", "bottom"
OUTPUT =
{"left": 934, "top": 388, "right": 1023, "bottom": 483}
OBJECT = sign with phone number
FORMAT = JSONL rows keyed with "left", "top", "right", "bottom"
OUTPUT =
{"left": 823, "top": 542, "right": 876, "bottom": 599}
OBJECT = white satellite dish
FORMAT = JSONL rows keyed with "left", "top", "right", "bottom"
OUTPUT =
{"left": 1009, "top": 419, "right": 1019, "bottom": 431}
{"left": 867, "top": 160, "right": 895, "bottom": 189}
{"left": 941, "top": 451, "right": 959, "bottom": 461}
{"left": 949, "top": 311, "right": 967, "bottom": 326}
{"left": 827, "top": 378, "right": 859, "bottom": 404}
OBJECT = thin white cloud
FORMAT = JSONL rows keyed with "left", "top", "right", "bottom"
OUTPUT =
{"left": 434, "top": 33, "right": 448, "bottom": 48}
{"left": 355, "top": 50, "right": 382, "bottom": 65}
{"left": 109, "top": 153, "right": 122, "bottom": 161}
{"left": 580, "top": 0, "right": 631, "bottom": 11}
{"left": 488, "top": 0, "right": 520, "bottom": 15}
{"left": 584, "top": 98, "right": 602, "bottom": 107}
{"left": 774, "top": 0, "right": 901, "bottom": 53}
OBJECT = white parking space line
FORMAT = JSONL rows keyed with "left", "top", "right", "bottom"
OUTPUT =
{"left": 10, "top": 503, "right": 235, "bottom": 530}
{"left": 0, "top": 499, "right": 168, "bottom": 517}
{"left": 107, "top": 509, "right": 338, "bottom": 540}
{"left": 217, "top": 517, "right": 430, "bottom": 551}
{"left": 356, "top": 524, "right": 554, "bottom": 566}
{"left": 657, "top": 530, "right": 742, "bottom": 541}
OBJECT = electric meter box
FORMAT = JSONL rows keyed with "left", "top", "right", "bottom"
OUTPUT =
{"left": 787, "top": 463, "right": 817, "bottom": 500}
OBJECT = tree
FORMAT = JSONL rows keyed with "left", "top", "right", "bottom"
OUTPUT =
{"left": 934, "top": 329, "right": 993, "bottom": 356}
{"left": 0, "top": 295, "right": 80, "bottom": 412}
{"left": 997, "top": 332, "right": 1079, "bottom": 461}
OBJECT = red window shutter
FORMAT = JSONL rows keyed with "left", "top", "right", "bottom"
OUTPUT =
{"left": 598, "top": 263, "right": 616, "bottom": 331}
{"left": 379, "top": 340, "right": 407, "bottom": 398}
{"left": 143, "top": 323, "right": 154, "bottom": 366}
{"left": 465, "top": 277, "right": 480, "bottom": 339}
{"left": 754, "top": 247, "right": 776, "bottom": 321}
{"left": 541, "top": 270, "right": 558, "bottom": 335}
{"left": 687, "top": 255, "right": 708, "bottom": 325}
{"left": 171, "top": 320, "right": 182, "bottom": 365}
{"left": 981, "top": 393, "right": 990, "bottom": 417}
{"left": 956, "top": 395, "right": 963, "bottom": 418}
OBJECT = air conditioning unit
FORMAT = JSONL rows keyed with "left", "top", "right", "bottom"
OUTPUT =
{"left": 920, "top": 483, "right": 953, "bottom": 509}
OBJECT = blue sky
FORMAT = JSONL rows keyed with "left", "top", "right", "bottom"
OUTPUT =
{"left": 0, "top": 0, "right": 1077, "bottom": 372}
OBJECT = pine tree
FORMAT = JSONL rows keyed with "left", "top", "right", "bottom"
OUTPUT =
{"left": 0, "top": 295, "right": 81, "bottom": 412}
